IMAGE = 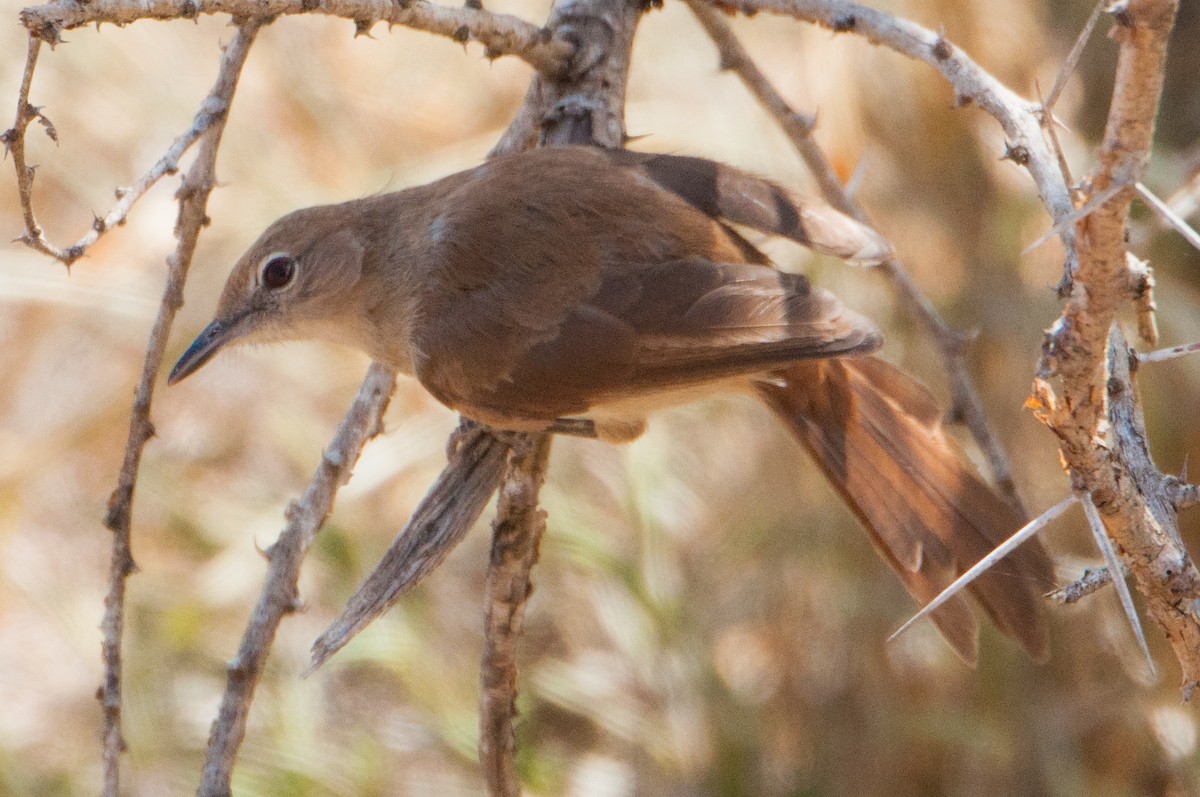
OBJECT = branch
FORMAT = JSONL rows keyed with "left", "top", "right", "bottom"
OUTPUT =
{"left": 197, "top": 362, "right": 397, "bottom": 797}
{"left": 1048, "top": 564, "right": 1122, "bottom": 605}
{"left": 686, "top": 0, "right": 1028, "bottom": 514}
{"left": 479, "top": 433, "right": 553, "bottom": 796}
{"left": 6, "top": 31, "right": 234, "bottom": 267}
{"left": 94, "top": 23, "right": 260, "bottom": 796}
{"left": 727, "top": 0, "right": 1079, "bottom": 285}
{"left": 490, "top": 0, "right": 645, "bottom": 153}
{"left": 19, "top": 0, "right": 573, "bottom": 76}
{"left": 1029, "top": 0, "right": 1200, "bottom": 694}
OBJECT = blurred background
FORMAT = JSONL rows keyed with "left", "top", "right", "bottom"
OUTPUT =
{"left": 2, "top": 0, "right": 1199, "bottom": 794}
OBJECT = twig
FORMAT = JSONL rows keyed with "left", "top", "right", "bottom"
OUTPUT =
{"left": 1164, "top": 477, "right": 1200, "bottom": 511}
{"left": 198, "top": 362, "right": 397, "bottom": 797}
{"left": 5, "top": 36, "right": 63, "bottom": 262}
{"left": 19, "top": 0, "right": 574, "bottom": 77}
{"left": 479, "top": 433, "right": 553, "bottom": 797}
{"left": 9, "top": 44, "right": 230, "bottom": 267}
{"left": 685, "top": 0, "right": 844, "bottom": 212}
{"left": 308, "top": 421, "right": 511, "bottom": 672}
{"left": 730, "top": 0, "right": 1079, "bottom": 281}
{"left": 686, "top": 0, "right": 1027, "bottom": 514}
{"left": 1136, "top": 181, "right": 1200, "bottom": 252}
{"left": 1079, "top": 491, "right": 1156, "bottom": 677}
{"left": 94, "top": 23, "right": 260, "bottom": 797}
{"left": 491, "top": 0, "right": 645, "bottom": 154}
{"left": 1048, "top": 564, "right": 1121, "bottom": 604}
{"left": 888, "top": 496, "right": 1075, "bottom": 643}
{"left": 1136, "top": 341, "right": 1200, "bottom": 364}
{"left": 1125, "top": 252, "right": 1158, "bottom": 346}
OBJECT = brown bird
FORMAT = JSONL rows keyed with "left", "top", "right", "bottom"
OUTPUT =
{"left": 170, "top": 145, "right": 1054, "bottom": 663}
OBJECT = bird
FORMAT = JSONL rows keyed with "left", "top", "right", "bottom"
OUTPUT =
{"left": 169, "top": 145, "right": 1055, "bottom": 663}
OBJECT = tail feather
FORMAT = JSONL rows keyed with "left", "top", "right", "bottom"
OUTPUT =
{"left": 756, "top": 357, "right": 1055, "bottom": 664}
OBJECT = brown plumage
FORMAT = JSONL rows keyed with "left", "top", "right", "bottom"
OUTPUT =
{"left": 170, "top": 145, "right": 1055, "bottom": 662}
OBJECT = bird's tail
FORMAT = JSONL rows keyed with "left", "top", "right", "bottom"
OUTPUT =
{"left": 755, "top": 356, "right": 1055, "bottom": 664}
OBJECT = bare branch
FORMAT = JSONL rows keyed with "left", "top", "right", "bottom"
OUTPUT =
{"left": 198, "top": 362, "right": 397, "bottom": 797}
{"left": 728, "top": 0, "right": 1079, "bottom": 285}
{"left": 1048, "top": 565, "right": 1119, "bottom": 604}
{"left": 479, "top": 433, "right": 553, "bottom": 797}
{"left": 308, "top": 420, "right": 511, "bottom": 672}
{"left": 96, "top": 22, "right": 262, "bottom": 797}
{"left": 5, "top": 36, "right": 66, "bottom": 263}
{"left": 11, "top": 50, "right": 232, "bottom": 267}
{"left": 686, "top": 0, "right": 1028, "bottom": 514}
{"left": 1021, "top": 0, "right": 1200, "bottom": 695}
{"left": 1164, "top": 477, "right": 1200, "bottom": 511}
{"left": 20, "top": 0, "right": 573, "bottom": 76}
{"left": 1125, "top": 252, "right": 1158, "bottom": 346}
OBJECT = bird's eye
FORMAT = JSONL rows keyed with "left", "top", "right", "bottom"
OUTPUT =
{"left": 259, "top": 253, "right": 297, "bottom": 290}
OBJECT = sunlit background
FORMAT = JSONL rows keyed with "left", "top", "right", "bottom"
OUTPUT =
{"left": 2, "top": 0, "right": 1199, "bottom": 793}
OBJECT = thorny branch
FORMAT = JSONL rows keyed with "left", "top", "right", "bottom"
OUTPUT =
{"left": 197, "top": 363, "right": 397, "bottom": 795}
{"left": 731, "top": 0, "right": 1079, "bottom": 283}
{"left": 20, "top": 0, "right": 574, "bottom": 77}
{"left": 13, "top": 0, "right": 1200, "bottom": 792}
{"left": 717, "top": 0, "right": 1199, "bottom": 697}
{"left": 96, "top": 22, "right": 261, "bottom": 796}
{"left": 686, "top": 0, "right": 1027, "bottom": 513}
{"left": 1032, "top": 0, "right": 1200, "bottom": 695}
{"left": 10, "top": 0, "right": 575, "bottom": 268}
{"left": 7, "top": 36, "right": 231, "bottom": 266}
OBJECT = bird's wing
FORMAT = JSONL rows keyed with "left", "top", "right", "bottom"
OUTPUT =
{"left": 419, "top": 256, "right": 880, "bottom": 424}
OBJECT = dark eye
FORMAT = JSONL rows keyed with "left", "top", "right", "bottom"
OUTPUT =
{"left": 259, "top": 253, "right": 296, "bottom": 290}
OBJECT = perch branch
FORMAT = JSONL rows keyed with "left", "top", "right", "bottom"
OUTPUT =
{"left": 20, "top": 0, "right": 573, "bottom": 77}
{"left": 198, "top": 362, "right": 397, "bottom": 797}
{"left": 479, "top": 434, "right": 553, "bottom": 797}
{"left": 96, "top": 22, "right": 261, "bottom": 797}
{"left": 686, "top": 0, "right": 1027, "bottom": 513}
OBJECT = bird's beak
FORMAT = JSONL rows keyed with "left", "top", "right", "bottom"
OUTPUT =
{"left": 168, "top": 318, "right": 239, "bottom": 385}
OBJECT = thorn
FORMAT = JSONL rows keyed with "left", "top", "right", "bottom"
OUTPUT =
{"left": 831, "top": 14, "right": 856, "bottom": 32}
{"left": 931, "top": 35, "right": 951, "bottom": 61}
{"left": 1000, "top": 142, "right": 1030, "bottom": 166}
{"left": 890, "top": 496, "right": 1076, "bottom": 643}
{"left": 1078, "top": 491, "right": 1157, "bottom": 679}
